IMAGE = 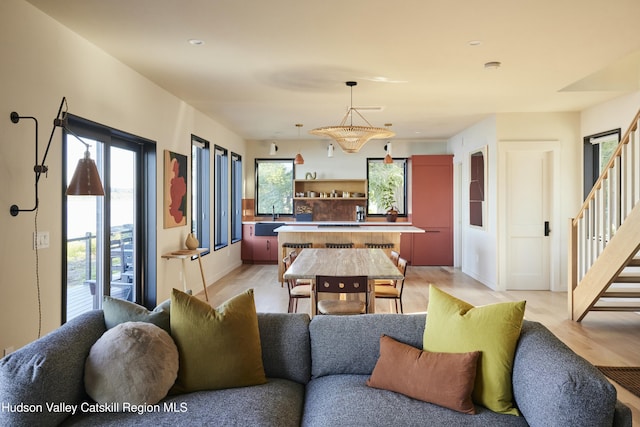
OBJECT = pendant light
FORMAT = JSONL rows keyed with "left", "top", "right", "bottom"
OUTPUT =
{"left": 309, "top": 81, "right": 395, "bottom": 153}
{"left": 294, "top": 123, "right": 304, "bottom": 165}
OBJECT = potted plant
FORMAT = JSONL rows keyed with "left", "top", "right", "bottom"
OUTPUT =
{"left": 380, "top": 184, "right": 399, "bottom": 222}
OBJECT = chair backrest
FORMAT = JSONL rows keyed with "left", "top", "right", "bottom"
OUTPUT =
{"left": 315, "top": 275, "right": 368, "bottom": 294}
{"left": 283, "top": 254, "right": 297, "bottom": 293}
{"left": 396, "top": 257, "right": 408, "bottom": 294}
{"left": 315, "top": 275, "right": 369, "bottom": 315}
{"left": 325, "top": 243, "right": 354, "bottom": 248}
{"left": 390, "top": 250, "right": 400, "bottom": 266}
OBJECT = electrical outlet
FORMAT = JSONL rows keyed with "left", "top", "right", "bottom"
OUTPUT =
{"left": 33, "top": 231, "right": 50, "bottom": 249}
{"left": 3, "top": 346, "right": 14, "bottom": 357}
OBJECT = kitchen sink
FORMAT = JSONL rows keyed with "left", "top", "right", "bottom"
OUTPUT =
{"left": 254, "top": 222, "right": 284, "bottom": 236}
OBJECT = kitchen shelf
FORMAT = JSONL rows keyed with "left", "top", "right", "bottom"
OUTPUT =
{"left": 294, "top": 179, "right": 367, "bottom": 199}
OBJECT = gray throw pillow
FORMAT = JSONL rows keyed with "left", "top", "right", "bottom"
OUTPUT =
{"left": 102, "top": 296, "right": 170, "bottom": 334}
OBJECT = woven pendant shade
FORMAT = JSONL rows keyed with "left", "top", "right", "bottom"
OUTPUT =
{"left": 310, "top": 82, "right": 394, "bottom": 153}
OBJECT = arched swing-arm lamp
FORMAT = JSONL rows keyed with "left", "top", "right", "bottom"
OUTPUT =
{"left": 9, "top": 97, "right": 105, "bottom": 217}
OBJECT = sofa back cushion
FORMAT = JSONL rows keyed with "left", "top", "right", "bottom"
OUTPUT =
{"left": 309, "top": 314, "right": 426, "bottom": 378}
{"left": 0, "top": 310, "right": 106, "bottom": 427}
{"left": 257, "top": 313, "right": 311, "bottom": 384}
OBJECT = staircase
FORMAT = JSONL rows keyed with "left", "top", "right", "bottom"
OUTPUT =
{"left": 569, "top": 109, "right": 640, "bottom": 321}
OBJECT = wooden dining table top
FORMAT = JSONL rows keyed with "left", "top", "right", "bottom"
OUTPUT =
{"left": 283, "top": 248, "right": 404, "bottom": 280}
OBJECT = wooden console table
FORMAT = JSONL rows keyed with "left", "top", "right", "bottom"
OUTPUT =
{"left": 161, "top": 248, "right": 209, "bottom": 301}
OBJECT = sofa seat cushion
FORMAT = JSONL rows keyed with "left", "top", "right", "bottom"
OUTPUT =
{"left": 60, "top": 378, "right": 304, "bottom": 427}
{"left": 302, "top": 374, "right": 529, "bottom": 427}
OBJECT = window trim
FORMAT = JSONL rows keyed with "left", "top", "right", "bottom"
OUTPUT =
{"left": 214, "top": 145, "right": 229, "bottom": 251}
{"left": 366, "top": 157, "right": 408, "bottom": 217}
{"left": 231, "top": 152, "right": 243, "bottom": 244}
{"left": 254, "top": 158, "right": 295, "bottom": 217}
{"left": 191, "top": 134, "right": 210, "bottom": 257}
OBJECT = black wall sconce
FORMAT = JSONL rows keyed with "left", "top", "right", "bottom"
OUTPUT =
{"left": 9, "top": 96, "right": 105, "bottom": 217}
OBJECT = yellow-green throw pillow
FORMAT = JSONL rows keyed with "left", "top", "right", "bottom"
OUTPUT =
{"left": 170, "top": 288, "right": 267, "bottom": 394}
{"left": 423, "top": 285, "right": 525, "bottom": 415}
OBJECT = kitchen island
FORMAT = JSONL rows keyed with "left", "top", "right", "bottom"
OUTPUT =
{"left": 274, "top": 224, "right": 424, "bottom": 282}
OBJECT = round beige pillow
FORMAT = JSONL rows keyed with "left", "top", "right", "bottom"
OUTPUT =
{"left": 85, "top": 321, "right": 179, "bottom": 405}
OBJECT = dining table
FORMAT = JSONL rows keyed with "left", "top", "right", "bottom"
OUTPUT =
{"left": 283, "top": 248, "right": 404, "bottom": 317}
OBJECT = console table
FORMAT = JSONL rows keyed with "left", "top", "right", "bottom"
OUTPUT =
{"left": 161, "top": 248, "right": 209, "bottom": 301}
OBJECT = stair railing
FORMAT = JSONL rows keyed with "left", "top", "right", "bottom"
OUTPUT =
{"left": 569, "top": 109, "right": 640, "bottom": 306}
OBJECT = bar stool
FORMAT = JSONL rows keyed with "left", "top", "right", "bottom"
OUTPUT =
{"left": 325, "top": 243, "right": 354, "bottom": 248}
{"left": 364, "top": 242, "right": 394, "bottom": 249}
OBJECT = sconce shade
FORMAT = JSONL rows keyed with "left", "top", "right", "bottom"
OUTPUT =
{"left": 269, "top": 142, "right": 278, "bottom": 155}
{"left": 327, "top": 143, "right": 334, "bottom": 158}
{"left": 66, "top": 151, "right": 105, "bottom": 196}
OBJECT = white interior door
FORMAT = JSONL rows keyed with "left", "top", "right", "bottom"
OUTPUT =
{"left": 503, "top": 147, "right": 554, "bottom": 290}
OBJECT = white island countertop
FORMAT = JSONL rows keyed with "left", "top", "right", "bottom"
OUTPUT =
{"left": 274, "top": 224, "right": 425, "bottom": 233}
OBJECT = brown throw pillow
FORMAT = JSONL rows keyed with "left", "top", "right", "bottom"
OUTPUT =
{"left": 367, "top": 335, "right": 480, "bottom": 414}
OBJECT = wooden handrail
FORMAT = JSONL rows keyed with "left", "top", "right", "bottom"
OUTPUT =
{"left": 572, "top": 108, "right": 640, "bottom": 225}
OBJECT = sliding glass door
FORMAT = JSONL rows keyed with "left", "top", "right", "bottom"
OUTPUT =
{"left": 63, "top": 116, "right": 155, "bottom": 322}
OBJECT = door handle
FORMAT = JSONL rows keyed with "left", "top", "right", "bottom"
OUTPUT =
{"left": 544, "top": 221, "right": 551, "bottom": 236}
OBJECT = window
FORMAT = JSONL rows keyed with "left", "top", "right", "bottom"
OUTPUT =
{"left": 191, "top": 135, "right": 210, "bottom": 254}
{"left": 214, "top": 145, "right": 229, "bottom": 250}
{"left": 367, "top": 158, "right": 407, "bottom": 216}
{"left": 63, "top": 115, "right": 156, "bottom": 322}
{"left": 231, "top": 152, "right": 242, "bottom": 243}
{"left": 255, "top": 159, "right": 294, "bottom": 216}
{"left": 583, "top": 129, "right": 621, "bottom": 199}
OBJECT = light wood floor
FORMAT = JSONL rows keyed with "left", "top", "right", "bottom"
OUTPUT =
{"left": 198, "top": 263, "right": 640, "bottom": 425}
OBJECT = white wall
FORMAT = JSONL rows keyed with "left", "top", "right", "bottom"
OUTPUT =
{"left": 448, "top": 116, "right": 498, "bottom": 288}
{"left": 581, "top": 92, "right": 640, "bottom": 138}
{"left": 0, "top": 0, "right": 245, "bottom": 351}
{"left": 243, "top": 138, "right": 448, "bottom": 199}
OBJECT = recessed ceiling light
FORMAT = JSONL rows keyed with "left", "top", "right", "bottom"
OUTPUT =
{"left": 469, "top": 40, "right": 482, "bottom": 46}
{"left": 188, "top": 39, "right": 205, "bottom": 46}
{"left": 484, "top": 61, "right": 501, "bottom": 70}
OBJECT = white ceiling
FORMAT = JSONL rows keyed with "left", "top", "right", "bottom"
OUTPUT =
{"left": 26, "top": 0, "right": 640, "bottom": 142}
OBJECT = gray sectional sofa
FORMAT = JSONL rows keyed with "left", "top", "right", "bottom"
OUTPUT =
{"left": 0, "top": 310, "right": 632, "bottom": 427}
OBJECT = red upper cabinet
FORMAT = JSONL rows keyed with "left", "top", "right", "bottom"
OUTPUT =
{"left": 410, "top": 155, "right": 453, "bottom": 266}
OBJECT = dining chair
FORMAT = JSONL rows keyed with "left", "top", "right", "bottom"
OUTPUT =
{"left": 373, "top": 250, "right": 401, "bottom": 287}
{"left": 374, "top": 257, "right": 407, "bottom": 313}
{"left": 314, "top": 275, "right": 368, "bottom": 315}
{"left": 283, "top": 253, "right": 311, "bottom": 313}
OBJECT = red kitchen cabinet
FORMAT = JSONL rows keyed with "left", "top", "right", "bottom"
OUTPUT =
{"left": 411, "top": 155, "right": 453, "bottom": 266}
{"left": 242, "top": 224, "right": 278, "bottom": 264}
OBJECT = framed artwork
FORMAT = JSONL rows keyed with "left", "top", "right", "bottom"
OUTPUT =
{"left": 164, "top": 150, "right": 188, "bottom": 228}
{"left": 469, "top": 146, "right": 486, "bottom": 228}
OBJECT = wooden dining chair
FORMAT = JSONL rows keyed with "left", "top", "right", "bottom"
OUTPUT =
{"left": 374, "top": 257, "right": 407, "bottom": 313}
{"left": 373, "top": 250, "right": 401, "bottom": 287}
{"left": 283, "top": 253, "right": 311, "bottom": 313}
{"left": 314, "top": 275, "right": 368, "bottom": 315}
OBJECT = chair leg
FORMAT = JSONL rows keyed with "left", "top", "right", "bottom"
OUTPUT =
{"left": 294, "top": 297, "right": 298, "bottom": 313}
{"left": 399, "top": 298, "right": 403, "bottom": 314}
